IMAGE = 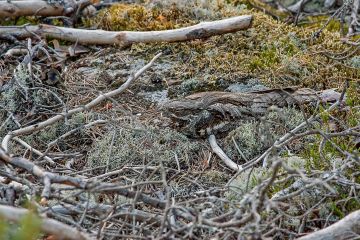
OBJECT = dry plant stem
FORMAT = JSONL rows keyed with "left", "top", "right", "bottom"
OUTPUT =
{"left": 4, "top": 48, "right": 28, "bottom": 57}
{"left": 1, "top": 53, "right": 162, "bottom": 152}
{"left": 0, "top": 147, "right": 167, "bottom": 208}
{"left": 0, "top": 151, "right": 87, "bottom": 193}
{"left": 208, "top": 134, "right": 242, "bottom": 171}
{"left": 261, "top": 96, "right": 343, "bottom": 167}
{"left": 47, "top": 119, "right": 108, "bottom": 147}
{"left": 348, "top": 0, "right": 360, "bottom": 36}
{"left": 0, "top": 0, "right": 89, "bottom": 17}
{"left": 49, "top": 203, "right": 163, "bottom": 225}
{"left": 0, "top": 53, "right": 167, "bottom": 208}
{"left": 287, "top": 0, "right": 311, "bottom": 13}
{"left": 0, "top": 205, "right": 94, "bottom": 240}
{"left": 297, "top": 209, "right": 360, "bottom": 240}
{"left": 0, "top": 15, "right": 253, "bottom": 45}
{"left": 13, "top": 136, "right": 56, "bottom": 165}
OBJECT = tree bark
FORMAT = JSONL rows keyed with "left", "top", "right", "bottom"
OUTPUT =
{"left": 0, "top": 15, "right": 252, "bottom": 46}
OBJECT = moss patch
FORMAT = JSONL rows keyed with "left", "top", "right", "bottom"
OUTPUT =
{"left": 86, "top": 1, "right": 359, "bottom": 94}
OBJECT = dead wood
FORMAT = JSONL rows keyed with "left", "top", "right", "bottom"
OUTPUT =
{"left": 297, "top": 209, "right": 360, "bottom": 240}
{"left": 50, "top": 203, "right": 163, "bottom": 225}
{"left": 0, "top": 0, "right": 90, "bottom": 17}
{"left": 287, "top": 0, "right": 311, "bottom": 13}
{"left": 0, "top": 144, "right": 167, "bottom": 209}
{"left": 0, "top": 53, "right": 167, "bottom": 209}
{"left": 0, "top": 15, "right": 252, "bottom": 46}
{"left": 1, "top": 53, "right": 162, "bottom": 152}
{"left": 208, "top": 134, "right": 242, "bottom": 171}
{"left": 0, "top": 205, "right": 94, "bottom": 240}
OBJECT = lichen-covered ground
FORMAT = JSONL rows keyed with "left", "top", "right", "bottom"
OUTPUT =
{"left": 0, "top": 0, "right": 359, "bottom": 239}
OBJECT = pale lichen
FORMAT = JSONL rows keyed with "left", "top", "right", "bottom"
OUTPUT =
{"left": 87, "top": 124, "right": 201, "bottom": 172}
{"left": 225, "top": 167, "right": 268, "bottom": 200}
{"left": 224, "top": 107, "right": 305, "bottom": 161}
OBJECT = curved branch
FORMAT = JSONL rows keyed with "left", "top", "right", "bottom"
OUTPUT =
{"left": 208, "top": 134, "right": 242, "bottom": 171}
{"left": 1, "top": 52, "right": 162, "bottom": 152}
{"left": 297, "top": 209, "right": 360, "bottom": 240}
{"left": 0, "top": 15, "right": 252, "bottom": 46}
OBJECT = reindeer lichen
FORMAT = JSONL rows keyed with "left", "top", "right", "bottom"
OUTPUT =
{"left": 87, "top": 124, "right": 201, "bottom": 173}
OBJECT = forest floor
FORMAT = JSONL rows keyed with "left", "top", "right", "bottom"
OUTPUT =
{"left": 0, "top": 0, "right": 359, "bottom": 239}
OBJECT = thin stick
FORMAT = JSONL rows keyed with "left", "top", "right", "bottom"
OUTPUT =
{"left": 2, "top": 53, "right": 162, "bottom": 152}
{"left": 208, "top": 134, "right": 242, "bottom": 171}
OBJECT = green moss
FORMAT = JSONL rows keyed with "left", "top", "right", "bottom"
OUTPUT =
{"left": 300, "top": 80, "right": 359, "bottom": 172}
{"left": 89, "top": 3, "right": 193, "bottom": 31}
{"left": 330, "top": 201, "right": 345, "bottom": 218}
{"left": 302, "top": 136, "right": 344, "bottom": 171}
{"left": 327, "top": 19, "right": 343, "bottom": 33}
{"left": 0, "top": 206, "right": 41, "bottom": 240}
{"left": 0, "top": 16, "right": 40, "bottom": 26}
{"left": 87, "top": 2, "right": 359, "bottom": 90}
{"left": 250, "top": 46, "right": 279, "bottom": 70}
{"left": 344, "top": 198, "right": 360, "bottom": 212}
{"left": 303, "top": 16, "right": 346, "bottom": 33}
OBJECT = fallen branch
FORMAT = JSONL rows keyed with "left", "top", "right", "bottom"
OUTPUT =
{"left": 0, "top": 15, "right": 252, "bottom": 46}
{"left": 13, "top": 136, "right": 56, "bottom": 165}
{"left": 0, "top": 205, "right": 94, "bottom": 240}
{"left": 4, "top": 48, "right": 28, "bottom": 57}
{"left": 0, "top": 53, "right": 167, "bottom": 209}
{"left": 0, "top": 0, "right": 89, "bottom": 17}
{"left": 49, "top": 203, "right": 163, "bottom": 225}
{"left": 0, "top": 150, "right": 167, "bottom": 208}
{"left": 297, "top": 209, "right": 360, "bottom": 240}
{"left": 2, "top": 52, "right": 162, "bottom": 152}
{"left": 208, "top": 134, "right": 242, "bottom": 171}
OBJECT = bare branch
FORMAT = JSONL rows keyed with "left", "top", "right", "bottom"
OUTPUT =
{"left": 0, "top": 15, "right": 253, "bottom": 46}
{"left": 297, "top": 209, "right": 360, "bottom": 240}
{"left": 2, "top": 53, "right": 162, "bottom": 152}
{"left": 209, "top": 134, "right": 242, "bottom": 171}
